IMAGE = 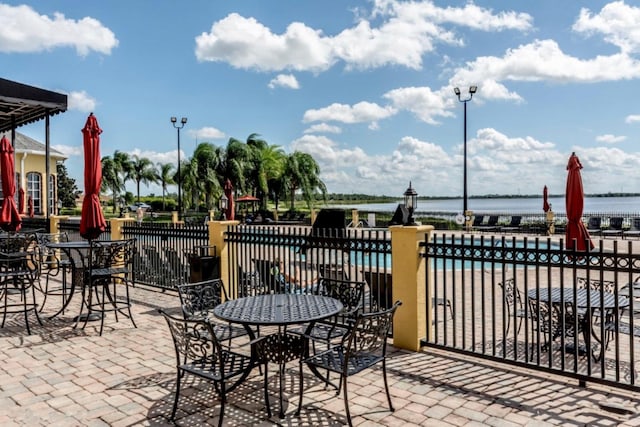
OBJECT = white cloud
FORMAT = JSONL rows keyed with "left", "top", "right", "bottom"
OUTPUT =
{"left": 573, "top": 1, "right": 640, "bottom": 54}
{"left": 596, "top": 134, "right": 626, "bottom": 144}
{"left": 383, "top": 86, "right": 454, "bottom": 125}
{"left": 268, "top": 74, "right": 300, "bottom": 89}
{"left": 303, "top": 123, "right": 342, "bottom": 134}
{"left": 195, "top": 2, "right": 532, "bottom": 72}
{"left": 189, "top": 127, "right": 226, "bottom": 140}
{"left": 0, "top": 4, "right": 118, "bottom": 55}
{"left": 51, "top": 144, "right": 82, "bottom": 157}
{"left": 67, "top": 91, "right": 97, "bottom": 112}
{"left": 129, "top": 148, "right": 181, "bottom": 167}
{"left": 625, "top": 114, "right": 640, "bottom": 123}
{"left": 302, "top": 101, "right": 397, "bottom": 124}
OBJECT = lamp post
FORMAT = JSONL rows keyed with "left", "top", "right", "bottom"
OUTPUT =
{"left": 403, "top": 182, "right": 418, "bottom": 226}
{"left": 454, "top": 86, "right": 477, "bottom": 216}
{"left": 170, "top": 116, "right": 187, "bottom": 219}
{"left": 219, "top": 194, "right": 228, "bottom": 220}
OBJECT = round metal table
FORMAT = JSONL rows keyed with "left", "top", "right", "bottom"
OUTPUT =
{"left": 213, "top": 293, "right": 343, "bottom": 418}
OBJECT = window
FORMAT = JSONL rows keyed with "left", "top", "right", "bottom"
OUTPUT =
{"left": 48, "top": 174, "right": 56, "bottom": 215}
{"left": 27, "top": 172, "right": 42, "bottom": 214}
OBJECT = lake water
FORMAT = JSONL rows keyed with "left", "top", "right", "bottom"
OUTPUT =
{"left": 325, "top": 196, "right": 640, "bottom": 214}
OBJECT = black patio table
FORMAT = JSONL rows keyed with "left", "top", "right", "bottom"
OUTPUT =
{"left": 213, "top": 293, "right": 343, "bottom": 418}
{"left": 45, "top": 240, "right": 117, "bottom": 323}
{"left": 526, "top": 287, "right": 629, "bottom": 361}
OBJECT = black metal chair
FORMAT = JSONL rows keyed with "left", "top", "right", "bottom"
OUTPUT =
{"left": 303, "top": 278, "right": 365, "bottom": 346}
{"left": 300, "top": 301, "right": 402, "bottom": 426}
{"left": 0, "top": 247, "right": 42, "bottom": 334}
{"left": 498, "top": 278, "right": 532, "bottom": 337}
{"left": 176, "top": 279, "right": 248, "bottom": 345}
{"left": 159, "top": 309, "right": 253, "bottom": 426}
{"left": 251, "top": 331, "right": 307, "bottom": 419}
{"left": 34, "top": 232, "right": 72, "bottom": 313}
{"left": 82, "top": 239, "right": 137, "bottom": 335}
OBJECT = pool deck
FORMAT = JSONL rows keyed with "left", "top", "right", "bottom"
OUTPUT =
{"left": 2, "top": 278, "right": 640, "bottom": 426}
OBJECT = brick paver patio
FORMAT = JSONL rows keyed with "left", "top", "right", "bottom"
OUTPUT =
{"left": 1, "top": 281, "right": 640, "bottom": 426}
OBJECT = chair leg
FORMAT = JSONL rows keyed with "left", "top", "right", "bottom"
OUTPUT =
{"left": 342, "top": 375, "right": 353, "bottom": 427}
{"left": 171, "top": 370, "right": 181, "bottom": 421}
{"left": 218, "top": 381, "right": 226, "bottom": 427}
{"left": 263, "top": 363, "right": 271, "bottom": 418}
{"left": 382, "top": 358, "right": 394, "bottom": 412}
{"left": 296, "top": 359, "right": 303, "bottom": 416}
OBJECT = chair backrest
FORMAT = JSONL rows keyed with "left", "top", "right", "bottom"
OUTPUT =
{"left": 318, "top": 278, "right": 365, "bottom": 316}
{"left": 159, "top": 309, "right": 224, "bottom": 368}
{"left": 587, "top": 217, "right": 601, "bottom": 228}
{"left": 472, "top": 215, "right": 484, "bottom": 226}
{"left": 343, "top": 301, "right": 402, "bottom": 362}
{"left": 90, "top": 239, "right": 137, "bottom": 275}
{"left": 177, "top": 279, "right": 228, "bottom": 319}
{"left": 576, "top": 276, "right": 616, "bottom": 293}
{"left": 498, "top": 278, "right": 521, "bottom": 309}
{"left": 509, "top": 216, "right": 522, "bottom": 227}
{"left": 632, "top": 218, "right": 640, "bottom": 231}
{"left": 609, "top": 217, "right": 623, "bottom": 230}
{"left": 253, "top": 259, "right": 286, "bottom": 294}
{"left": 487, "top": 216, "right": 499, "bottom": 226}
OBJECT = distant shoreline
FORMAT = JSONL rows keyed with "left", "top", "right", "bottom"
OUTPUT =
{"left": 326, "top": 192, "right": 640, "bottom": 205}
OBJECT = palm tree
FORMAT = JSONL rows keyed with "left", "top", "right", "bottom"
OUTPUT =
{"left": 191, "top": 143, "right": 223, "bottom": 210}
{"left": 157, "top": 162, "right": 175, "bottom": 210}
{"left": 113, "top": 150, "right": 134, "bottom": 198}
{"left": 219, "top": 138, "right": 251, "bottom": 196}
{"left": 248, "top": 141, "right": 286, "bottom": 210}
{"left": 101, "top": 155, "right": 123, "bottom": 212}
{"left": 284, "top": 151, "right": 327, "bottom": 210}
{"left": 131, "top": 155, "right": 159, "bottom": 202}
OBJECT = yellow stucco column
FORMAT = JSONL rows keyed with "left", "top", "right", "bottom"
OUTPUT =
{"left": 351, "top": 209, "right": 359, "bottom": 227}
{"left": 109, "top": 217, "right": 134, "bottom": 240}
{"left": 390, "top": 224, "right": 433, "bottom": 351}
{"left": 49, "top": 215, "right": 68, "bottom": 233}
{"left": 209, "top": 220, "right": 240, "bottom": 299}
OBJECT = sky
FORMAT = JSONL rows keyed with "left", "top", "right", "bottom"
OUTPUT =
{"left": 2, "top": 0, "right": 640, "bottom": 200}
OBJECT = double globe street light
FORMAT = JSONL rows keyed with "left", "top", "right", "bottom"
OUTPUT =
{"left": 170, "top": 116, "right": 187, "bottom": 220}
{"left": 454, "top": 86, "right": 477, "bottom": 227}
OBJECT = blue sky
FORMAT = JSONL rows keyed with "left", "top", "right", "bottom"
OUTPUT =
{"left": 2, "top": 0, "right": 640, "bottom": 199}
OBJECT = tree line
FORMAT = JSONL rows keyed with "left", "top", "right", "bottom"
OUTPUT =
{"left": 98, "top": 133, "right": 327, "bottom": 213}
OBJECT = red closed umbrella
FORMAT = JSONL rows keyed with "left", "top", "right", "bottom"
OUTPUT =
{"left": 543, "top": 185, "right": 550, "bottom": 213}
{"left": 18, "top": 187, "right": 24, "bottom": 214}
{"left": 79, "top": 113, "right": 107, "bottom": 240}
{"left": 224, "top": 179, "right": 235, "bottom": 220}
{"left": 565, "top": 152, "right": 593, "bottom": 251}
{"left": 0, "top": 136, "right": 21, "bottom": 232}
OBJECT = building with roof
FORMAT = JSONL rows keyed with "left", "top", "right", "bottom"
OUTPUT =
{"left": 0, "top": 131, "right": 66, "bottom": 216}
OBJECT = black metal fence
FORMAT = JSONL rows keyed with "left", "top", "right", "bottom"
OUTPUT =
{"left": 224, "top": 225, "right": 392, "bottom": 313}
{"left": 422, "top": 233, "right": 640, "bottom": 391}
{"left": 120, "top": 222, "right": 209, "bottom": 290}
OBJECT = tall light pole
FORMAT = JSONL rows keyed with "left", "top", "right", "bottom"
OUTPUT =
{"left": 170, "top": 116, "right": 187, "bottom": 219}
{"left": 454, "top": 86, "right": 477, "bottom": 216}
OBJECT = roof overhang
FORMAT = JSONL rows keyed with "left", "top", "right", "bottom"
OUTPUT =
{"left": 0, "top": 78, "right": 68, "bottom": 132}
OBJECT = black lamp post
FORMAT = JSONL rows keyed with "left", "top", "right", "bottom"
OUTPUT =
{"left": 454, "top": 86, "right": 477, "bottom": 215}
{"left": 170, "top": 116, "right": 187, "bottom": 219}
{"left": 219, "top": 194, "right": 228, "bottom": 220}
{"left": 403, "top": 182, "right": 418, "bottom": 226}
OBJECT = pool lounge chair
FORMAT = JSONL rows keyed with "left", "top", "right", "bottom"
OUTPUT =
{"left": 475, "top": 215, "right": 499, "bottom": 232}
{"left": 601, "top": 217, "right": 624, "bottom": 238}
{"left": 471, "top": 215, "right": 484, "bottom": 229}
{"left": 623, "top": 218, "right": 640, "bottom": 239}
{"left": 586, "top": 217, "right": 602, "bottom": 236}
{"left": 501, "top": 216, "right": 522, "bottom": 234}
